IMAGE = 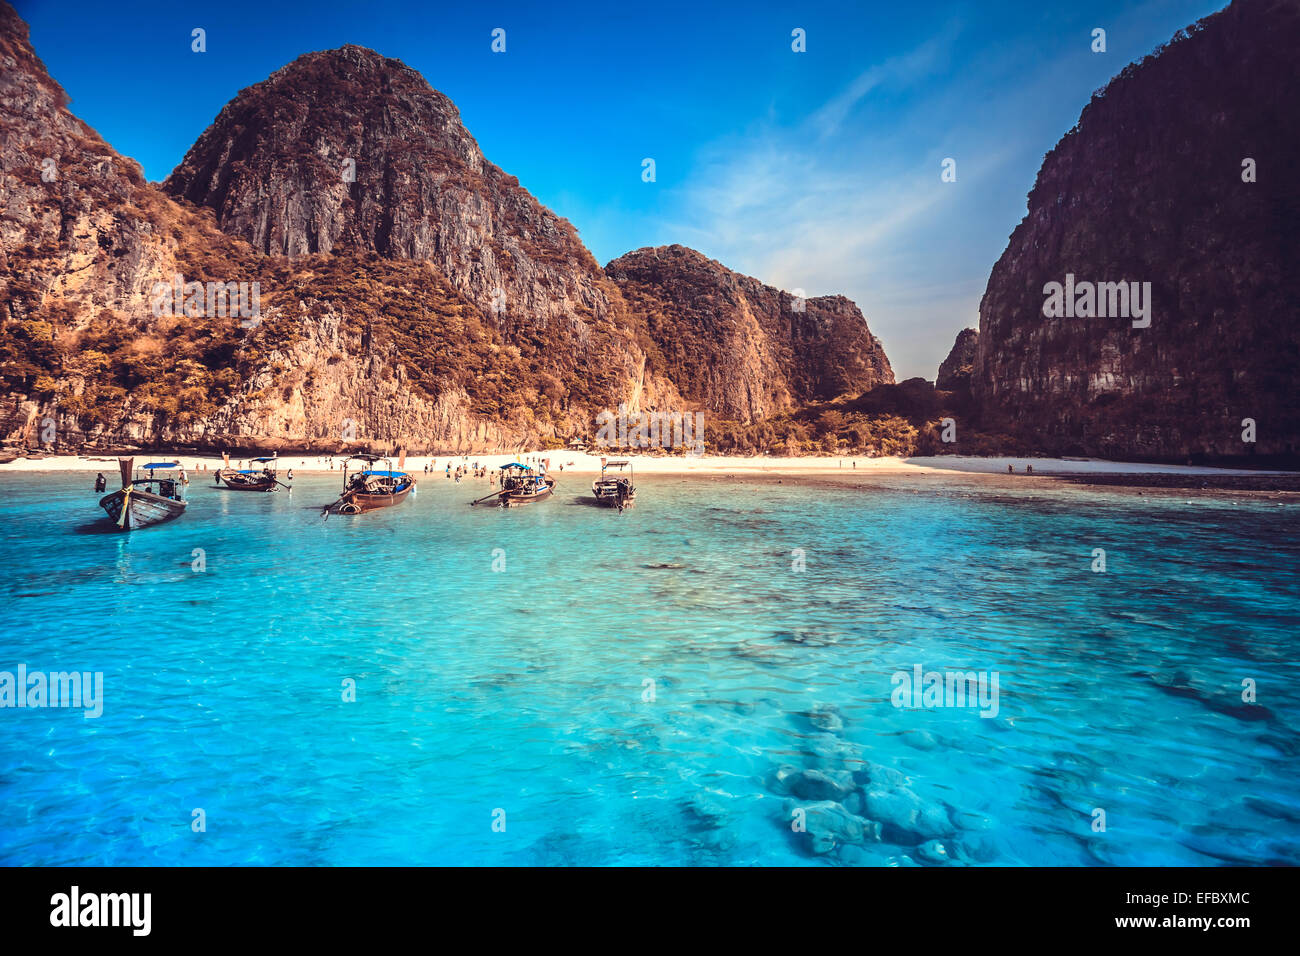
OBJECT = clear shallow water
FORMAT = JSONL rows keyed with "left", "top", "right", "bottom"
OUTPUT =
{"left": 0, "top": 470, "right": 1297, "bottom": 866}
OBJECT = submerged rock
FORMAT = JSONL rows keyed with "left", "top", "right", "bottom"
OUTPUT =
{"left": 773, "top": 627, "right": 847, "bottom": 647}
{"left": 768, "top": 764, "right": 802, "bottom": 795}
{"left": 952, "top": 835, "right": 1000, "bottom": 864}
{"left": 862, "top": 787, "right": 955, "bottom": 843}
{"left": 788, "top": 768, "right": 856, "bottom": 802}
{"left": 770, "top": 766, "right": 856, "bottom": 803}
{"left": 807, "top": 734, "right": 865, "bottom": 777}
{"left": 855, "top": 760, "right": 908, "bottom": 790}
{"left": 789, "top": 800, "right": 880, "bottom": 855}
{"left": 806, "top": 704, "right": 845, "bottom": 732}
{"left": 683, "top": 792, "right": 730, "bottom": 831}
{"left": 900, "top": 729, "right": 939, "bottom": 751}
{"left": 731, "top": 642, "right": 792, "bottom": 666}
{"left": 916, "top": 840, "right": 952, "bottom": 865}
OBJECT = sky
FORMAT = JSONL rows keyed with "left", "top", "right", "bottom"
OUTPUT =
{"left": 15, "top": 0, "right": 1225, "bottom": 379}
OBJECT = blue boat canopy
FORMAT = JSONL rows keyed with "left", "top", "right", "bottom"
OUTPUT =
{"left": 501, "top": 463, "right": 533, "bottom": 470}
{"left": 361, "top": 470, "right": 409, "bottom": 478}
{"left": 142, "top": 462, "right": 180, "bottom": 469}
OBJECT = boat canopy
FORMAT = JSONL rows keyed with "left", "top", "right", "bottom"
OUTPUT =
{"left": 361, "top": 469, "right": 409, "bottom": 478}
{"left": 250, "top": 456, "right": 277, "bottom": 463}
{"left": 142, "top": 462, "right": 181, "bottom": 469}
{"left": 501, "top": 463, "right": 533, "bottom": 470}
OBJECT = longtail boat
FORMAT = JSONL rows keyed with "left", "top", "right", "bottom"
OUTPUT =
{"left": 214, "top": 452, "right": 286, "bottom": 492}
{"left": 592, "top": 457, "right": 635, "bottom": 510}
{"left": 322, "top": 452, "right": 415, "bottom": 516}
{"left": 98, "top": 458, "right": 187, "bottom": 531}
{"left": 471, "top": 460, "right": 555, "bottom": 507}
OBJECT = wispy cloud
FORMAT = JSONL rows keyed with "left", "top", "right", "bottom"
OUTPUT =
{"left": 809, "top": 22, "right": 964, "bottom": 139}
{"left": 651, "top": 21, "right": 1030, "bottom": 378}
{"left": 646, "top": 6, "right": 1189, "bottom": 379}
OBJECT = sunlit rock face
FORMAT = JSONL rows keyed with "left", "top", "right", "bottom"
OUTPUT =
{"left": 2, "top": 4, "right": 893, "bottom": 452}
{"left": 608, "top": 245, "right": 894, "bottom": 423}
{"left": 163, "top": 45, "right": 622, "bottom": 332}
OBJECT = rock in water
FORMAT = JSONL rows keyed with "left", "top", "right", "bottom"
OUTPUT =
{"left": 806, "top": 703, "right": 846, "bottom": 732}
{"left": 790, "top": 800, "right": 880, "bottom": 855}
{"left": 786, "top": 768, "right": 857, "bottom": 802}
{"left": 916, "top": 840, "right": 952, "bottom": 865}
{"left": 862, "top": 787, "right": 956, "bottom": 843}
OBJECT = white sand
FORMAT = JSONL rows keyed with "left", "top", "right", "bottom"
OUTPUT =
{"left": 1, "top": 450, "right": 1292, "bottom": 477}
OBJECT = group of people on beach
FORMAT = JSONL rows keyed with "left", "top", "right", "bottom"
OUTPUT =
{"left": 426, "top": 460, "right": 491, "bottom": 484}
{"left": 415, "top": 455, "right": 568, "bottom": 485}
{"left": 419, "top": 457, "right": 496, "bottom": 484}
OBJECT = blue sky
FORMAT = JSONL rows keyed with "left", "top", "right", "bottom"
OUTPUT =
{"left": 16, "top": 0, "right": 1224, "bottom": 378}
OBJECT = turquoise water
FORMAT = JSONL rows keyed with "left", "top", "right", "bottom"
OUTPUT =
{"left": 0, "top": 470, "right": 1297, "bottom": 866}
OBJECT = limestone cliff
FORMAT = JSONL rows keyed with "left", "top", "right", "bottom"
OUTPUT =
{"left": 936, "top": 328, "right": 978, "bottom": 393}
{"left": 0, "top": 3, "right": 892, "bottom": 453}
{"left": 972, "top": 0, "right": 1300, "bottom": 458}
{"left": 608, "top": 245, "right": 893, "bottom": 423}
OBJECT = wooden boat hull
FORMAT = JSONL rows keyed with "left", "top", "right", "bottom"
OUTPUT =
{"left": 592, "top": 481, "right": 635, "bottom": 507}
{"left": 499, "top": 478, "right": 555, "bottom": 507}
{"left": 98, "top": 488, "right": 186, "bottom": 530}
{"left": 215, "top": 470, "right": 277, "bottom": 491}
{"left": 331, "top": 483, "right": 413, "bottom": 515}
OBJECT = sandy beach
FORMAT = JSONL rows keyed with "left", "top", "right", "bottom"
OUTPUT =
{"left": 2, "top": 450, "right": 1294, "bottom": 479}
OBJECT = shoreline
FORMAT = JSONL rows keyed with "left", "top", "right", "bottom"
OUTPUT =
{"left": 2, "top": 451, "right": 1297, "bottom": 487}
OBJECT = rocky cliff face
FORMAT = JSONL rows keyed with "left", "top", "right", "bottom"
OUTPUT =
{"left": 936, "top": 328, "right": 978, "bottom": 392}
{"left": 0, "top": 0, "right": 263, "bottom": 446}
{"left": 973, "top": 0, "right": 1300, "bottom": 458}
{"left": 160, "top": 43, "right": 679, "bottom": 434}
{"left": 0, "top": 3, "right": 893, "bottom": 453}
{"left": 609, "top": 245, "right": 893, "bottom": 422}
{"left": 0, "top": 0, "right": 532, "bottom": 453}
{"left": 163, "top": 46, "right": 622, "bottom": 334}
{"left": 0, "top": 23, "right": 533, "bottom": 452}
